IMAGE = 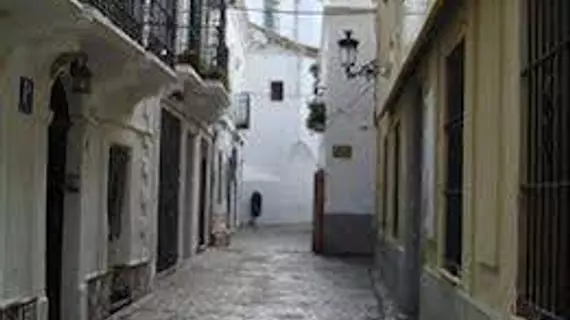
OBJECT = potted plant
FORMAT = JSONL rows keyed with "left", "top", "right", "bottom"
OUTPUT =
{"left": 306, "top": 100, "right": 326, "bottom": 133}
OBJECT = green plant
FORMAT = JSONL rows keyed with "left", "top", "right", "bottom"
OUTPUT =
{"left": 306, "top": 101, "right": 326, "bottom": 133}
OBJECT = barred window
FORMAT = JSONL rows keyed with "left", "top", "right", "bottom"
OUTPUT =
{"left": 107, "top": 145, "right": 131, "bottom": 242}
{"left": 517, "top": 1, "right": 570, "bottom": 319}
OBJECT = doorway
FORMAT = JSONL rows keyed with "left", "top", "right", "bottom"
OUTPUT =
{"left": 197, "top": 139, "right": 209, "bottom": 249}
{"left": 182, "top": 133, "right": 195, "bottom": 259}
{"left": 45, "top": 78, "right": 71, "bottom": 320}
{"left": 156, "top": 109, "right": 182, "bottom": 273}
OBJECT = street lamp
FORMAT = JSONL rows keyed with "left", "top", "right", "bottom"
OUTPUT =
{"left": 337, "top": 30, "right": 383, "bottom": 80}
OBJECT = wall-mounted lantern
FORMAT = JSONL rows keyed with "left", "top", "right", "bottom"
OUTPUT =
{"left": 69, "top": 53, "right": 92, "bottom": 94}
{"left": 337, "top": 30, "right": 390, "bottom": 81}
{"left": 337, "top": 30, "right": 359, "bottom": 70}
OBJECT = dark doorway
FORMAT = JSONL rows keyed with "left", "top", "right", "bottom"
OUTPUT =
{"left": 45, "top": 78, "right": 71, "bottom": 320}
{"left": 182, "top": 133, "right": 195, "bottom": 259}
{"left": 156, "top": 109, "right": 182, "bottom": 273}
{"left": 312, "top": 169, "right": 325, "bottom": 253}
{"left": 107, "top": 144, "right": 132, "bottom": 309}
{"left": 198, "top": 139, "right": 209, "bottom": 249}
{"left": 443, "top": 40, "right": 465, "bottom": 276}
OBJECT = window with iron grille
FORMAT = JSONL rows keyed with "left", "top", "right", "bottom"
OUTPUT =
{"left": 443, "top": 40, "right": 465, "bottom": 277}
{"left": 517, "top": 1, "right": 570, "bottom": 319}
{"left": 271, "top": 81, "right": 284, "bottom": 101}
{"left": 392, "top": 123, "right": 401, "bottom": 238}
{"left": 107, "top": 145, "right": 131, "bottom": 242}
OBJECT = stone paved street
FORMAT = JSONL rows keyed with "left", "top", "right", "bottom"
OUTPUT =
{"left": 111, "top": 224, "right": 380, "bottom": 320}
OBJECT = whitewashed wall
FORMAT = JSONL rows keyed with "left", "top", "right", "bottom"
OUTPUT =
{"left": 0, "top": 45, "right": 57, "bottom": 310}
{"left": 241, "top": 46, "right": 318, "bottom": 225}
{"left": 0, "top": 43, "right": 164, "bottom": 320}
{"left": 321, "top": 2, "right": 377, "bottom": 216}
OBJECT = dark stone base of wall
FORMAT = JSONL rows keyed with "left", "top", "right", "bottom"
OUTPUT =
{"left": 86, "top": 261, "right": 152, "bottom": 320}
{"left": 0, "top": 299, "right": 37, "bottom": 320}
{"left": 420, "top": 271, "right": 495, "bottom": 320}
{"left": 322, "top": 213, "right": 374, "bottom": 255}
{"left": 372, "top": 237, "right": 406, "bottom": 319}
{"left": 87, "top": 272, "right": 112, "bottom": 320}
{"left": 373, "top": 238, "right": 496, "bottom": 320}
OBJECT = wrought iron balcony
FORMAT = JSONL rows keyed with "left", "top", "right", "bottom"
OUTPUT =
{"left": 176, "top": 0, "right": 229, "bottom": 88}
{"left": 82, "top": 0, "right": 144, "bottom": 44}
{"left": 147, "top": 0, "right": 177, "bottom": 66}
{"left": 81, "top": 0, "right": 177, "bottom": 67}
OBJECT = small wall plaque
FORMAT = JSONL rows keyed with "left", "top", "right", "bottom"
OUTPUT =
{"left": 19, "top": 77, "right": 34, "bottom": 115}
{"left": 332, "top": 145, "right": 353, "bottom": 159}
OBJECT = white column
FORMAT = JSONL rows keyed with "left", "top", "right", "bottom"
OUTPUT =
{"left": 61, "top": 115, "right": 89, "bottom": 320}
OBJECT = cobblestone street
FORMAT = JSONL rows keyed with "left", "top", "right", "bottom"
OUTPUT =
{"left": 111, "top": 225, "right": 380, "bottom": 320}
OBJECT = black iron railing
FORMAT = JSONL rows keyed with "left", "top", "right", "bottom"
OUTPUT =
{"left": 518, "top": 1, "right": 570, "bottom": 319}
{"left": 177, "top": 0, "right": 229, "bottom": 87}
{"left": 147, "top": 0, "right": 177, "bottom": 66}
{"left": 83, "top": 0, "right": 144, "bottom": 44}
{"left": 82, "top": 0, "right": 177, "bottom": 67}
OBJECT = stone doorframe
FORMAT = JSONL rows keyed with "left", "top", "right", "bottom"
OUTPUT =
{"left": 48, "top": 66, "right": 95, "bottom": 320}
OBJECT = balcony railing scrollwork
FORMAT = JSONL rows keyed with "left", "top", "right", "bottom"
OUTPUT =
{"left": 147, "top": 0, "right": 177, "bottom": 66}
{"left": 81, "top": 0, "right": 177, "bottom": 67}
{"left": 82, "top": 0, "right": 145, "bottom": 44}
{"left": 176, "top": 0, "right": 229, "bottom": 88}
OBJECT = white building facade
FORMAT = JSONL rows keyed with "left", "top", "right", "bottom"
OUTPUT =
{"left": 0, "top": 0, "right": 244, "bottom": 319}
{"left": 240, "top": 23, "right": 320, "bottom": 226}
{"left": 318, "top": 0, "right": 378, "bottom": 255}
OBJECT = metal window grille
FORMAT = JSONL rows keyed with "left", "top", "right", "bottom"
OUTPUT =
{"left": 392, "top": 123, "right": 401, "bottom": 238}
{"left": 443, "top": 40, "right": 465, "bottom": 277}
{"left": 518, "top": 1, "right": 570, "bottom": 319}
{"left": 107, "top": 145, "right": 131, "bottom": 242}
{"left": 235, "top": 92, "right": 251, "bottom": 129}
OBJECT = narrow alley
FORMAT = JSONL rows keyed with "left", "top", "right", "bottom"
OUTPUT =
{"left": 110, "top": 225, "right": 380, "bottom": 320}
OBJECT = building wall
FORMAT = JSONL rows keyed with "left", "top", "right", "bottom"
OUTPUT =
{"left": 319, "top": 2, "right": 377, "bottom": 255}
{"left": 241, "top": 47, "right": 318, "bottom": 225}
{"left": 0, "top": 40, "right": 166, "bottom": 319}
{"left": 374, "top": 0, "right": 521, "bottom": 319}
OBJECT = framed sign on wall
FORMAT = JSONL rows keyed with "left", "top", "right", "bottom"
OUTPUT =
{"left": 332, "top": 145, "right": 352, "bottom": 159}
